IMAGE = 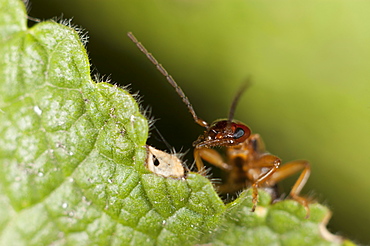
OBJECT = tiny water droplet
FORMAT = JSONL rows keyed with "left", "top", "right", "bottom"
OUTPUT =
{"left": 33, "top": 106, "right": 42, "bottom": 115}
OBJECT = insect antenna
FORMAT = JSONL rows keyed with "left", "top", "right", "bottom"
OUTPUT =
{"left": 228, "top": 78, "right": 251, "bottom": 123}
{"left": 127, "top": 32, "right": 209, "bottom": 129}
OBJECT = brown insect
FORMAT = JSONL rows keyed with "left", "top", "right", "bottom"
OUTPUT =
{"left": 128, "top": 32, "right": 311, "bottom": 217}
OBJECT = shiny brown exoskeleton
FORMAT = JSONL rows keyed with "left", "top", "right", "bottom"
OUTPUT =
{"left": 192, "top": 116, "right": 311, "bottom": 216}
{"left": 128, "top": 32, "right": 311, "bottom": 217}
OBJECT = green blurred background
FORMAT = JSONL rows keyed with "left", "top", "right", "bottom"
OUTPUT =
{"left": 28, "top": 0, "right": 370, "bottom": 244}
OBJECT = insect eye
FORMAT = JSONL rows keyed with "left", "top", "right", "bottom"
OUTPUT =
{"left": 233, "top": 127, "right": 245, "bottom": 139}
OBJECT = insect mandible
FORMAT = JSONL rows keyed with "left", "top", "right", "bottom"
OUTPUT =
{"left": 128, "top": 32, "right": 311, "bottom": 217}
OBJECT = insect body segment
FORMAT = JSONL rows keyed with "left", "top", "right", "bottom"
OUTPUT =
{"left": 129, "top": 32, "right": 311, "bottom": 217}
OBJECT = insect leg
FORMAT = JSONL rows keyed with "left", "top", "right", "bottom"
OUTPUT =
{"left": 194, "top": 147, "right": 230, "bottom": 172}
{"left": 249, "top": 154, "right": 281, "bottom": 212}
{"left": 269, "top": 160, "right": 311, "bottom": 217}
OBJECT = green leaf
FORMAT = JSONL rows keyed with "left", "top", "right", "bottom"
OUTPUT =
{"left": 47, "top": 1, "right": 370, "bottom": 242}
{"left": 0, "top": 0, "right": 356, "bottom": 245}
{"left": 0, "top": 0, "right": 225, "bottom": 245}
{"left": 211, "top": 190, "right": 354, "bottom": 246}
